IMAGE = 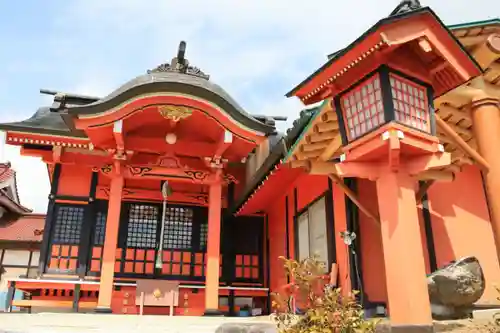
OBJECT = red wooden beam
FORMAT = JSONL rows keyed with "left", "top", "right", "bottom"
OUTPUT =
{"left": 125, "top": 137, "right": 241, "bottom": 162}
{"left": 113, "top": 120, "right": 125, "bottom": 155}
{"left": 214, "top": 130, "right": 233, "bottom": 159}
{"left": 115, "top": 165, "right": 218, "bottom": 184}
{"left": 95, "top": 185, "right": 224, "bottom": 205}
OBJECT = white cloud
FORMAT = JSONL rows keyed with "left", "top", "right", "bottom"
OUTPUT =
{"left": 71, "top": 80, "right": 116, "bottom": 99}
{"left": 2, "top": 0, "right": 499, "bottom": 213}
{"left": 55, "top": 0, "right": 499, "bottom": 115}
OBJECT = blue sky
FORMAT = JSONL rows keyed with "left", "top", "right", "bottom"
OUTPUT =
{"left": 0, "top": 0, "right": 498, "bottom": 213}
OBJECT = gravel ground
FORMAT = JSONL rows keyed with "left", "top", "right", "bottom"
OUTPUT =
{"left": 374, "top": 319, "right": 499, "bottom": 333}
{"left": 433, "top": 319, "right": 499, "bottom": 333}
{"left": 0, "top": 313, "right": 271, "bottom": 333}
{"left": 0, "top": 313, "right": 498, "bottom": 333}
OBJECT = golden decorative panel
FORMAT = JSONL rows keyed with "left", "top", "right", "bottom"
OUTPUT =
{"left": 158, "top": 105, "right": 193, "bottom": 121}
{"left": 153, "top": 289, "right": 162, "bottom": 299}
{"left": 136, "top": 280, "right": 179, "bottom": 307}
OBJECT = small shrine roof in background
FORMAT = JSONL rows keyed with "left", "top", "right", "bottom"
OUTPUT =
{"left": 147, "top": 41, "right": 210, "bottom": 80}
{"left": 0, "top": 214, "right": 45, "bottom": 243}
{"left": 0, "top": 163, "right": 32, "bottom": 216}
{"left": 0, "top": 162, "right": 14, "bottom": 184}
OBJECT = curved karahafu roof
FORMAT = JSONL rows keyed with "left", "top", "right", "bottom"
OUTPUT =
{"left": 66, "top": 70, "right": 276, "bottom": 135}
{"left": 0, "top": 41, "right": 280, "bottom": 137}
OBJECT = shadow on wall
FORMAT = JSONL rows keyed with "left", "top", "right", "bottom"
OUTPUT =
{"left": 357, "top": 166, "right": 500, "bottom": 306}
{"left": 426, "top": 165, "right": 500, "bottom": 304}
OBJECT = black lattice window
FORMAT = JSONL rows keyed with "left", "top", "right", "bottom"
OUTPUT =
{"left": 390, "top": 74, "right": 430, "bottom": 132}
{"left": 127, "top": 204, "right": 159, "bottom": 249}
{"left": 52, "top": 206, "right": 84, "bottom": 245}
{"left": 200, "top": 223, "right": 208, "bottom": 249}
{"left": 162, "top": 207, "right": 194, "bottom": 250}
{"left": 93, "top": 211, "right": 107, "bottom": 246}
{"left": 341, "top": 74, "right": 385, "bottom": 141}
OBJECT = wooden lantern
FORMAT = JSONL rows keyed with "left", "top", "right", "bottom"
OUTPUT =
{"left": 335, "top": 66, "right": 436, "bottom": 145}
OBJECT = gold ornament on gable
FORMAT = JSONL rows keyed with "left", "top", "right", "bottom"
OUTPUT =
{"left": 158, "top": 105, "right": 193, "bottom": 122}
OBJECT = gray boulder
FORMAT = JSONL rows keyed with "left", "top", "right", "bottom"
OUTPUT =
{"left": 427, "top": 256, "right": 485, "bottom": 319}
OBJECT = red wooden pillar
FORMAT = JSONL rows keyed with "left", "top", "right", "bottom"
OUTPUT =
{"left": 376, "top": 170, "right": 433, "bottom": 332}
{"left": 204, "top": 181, "right": 223, "bottom": 315}
{"left": 96, "top": 174, "right": 124, "bottom": 313}
{"left": 472, "top": 95, "right": 500, "bottom": 262}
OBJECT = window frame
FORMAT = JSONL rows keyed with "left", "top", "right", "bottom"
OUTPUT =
{"left": 51, "top": 204, "right": 86, "bottom": 245}
{"left": 294, "top": 192, "right": 335, "bottom": 270}
{"left": 161, "top": 205, "right": 196, "bottom": 251}
{"left": 125, "top": 203, "right": 161, "bottom": 250}
{"left": 0, "top": 248, "right": 40, "bottom": 282}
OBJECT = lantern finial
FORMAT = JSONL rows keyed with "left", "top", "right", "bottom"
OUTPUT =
{"left": 389, "top": 0, "right": 422, "bottom": 17}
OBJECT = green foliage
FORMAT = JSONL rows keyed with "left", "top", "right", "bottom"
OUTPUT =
{"left": 271, "top": 256, "right": 378, "bottom": 333}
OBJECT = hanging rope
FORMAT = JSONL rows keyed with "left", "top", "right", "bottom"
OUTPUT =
{"left": 155, "top": 181, "right": 169, "bottom": 269}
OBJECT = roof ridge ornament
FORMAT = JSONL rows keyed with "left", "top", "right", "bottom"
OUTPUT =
{"left": 389, "top": 0, "right": 422, "bottom": 17}
{"left": 147, "top": 41, "right": 210, "bottom": 80}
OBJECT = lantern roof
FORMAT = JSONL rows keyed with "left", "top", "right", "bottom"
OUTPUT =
{"left": 232, "top": 5, "right": 495, "bottom": 215}
{"left": 286, "top": 1, "right": 483, "bottom": 103}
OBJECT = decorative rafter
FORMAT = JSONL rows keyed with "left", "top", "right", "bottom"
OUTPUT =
{"left": 6, "top": 133, "right": 90, "bottom": 149}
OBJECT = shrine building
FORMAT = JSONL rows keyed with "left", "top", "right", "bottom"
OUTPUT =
{"left": 0, "top": 162, "right": 44, "bottom": 312}
{"left": 1, "top": 2, "right": 500, "bottom": 332}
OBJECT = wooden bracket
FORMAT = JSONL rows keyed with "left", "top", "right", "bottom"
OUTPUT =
{"left": 435, "top": 114, "right": 489, "bottom": 171}
{"left": 214, "top": 130, "right": 233, "bottom": 159}
{"left": 52, "top": 146, "right": 62, "bottom": 163}
{"left": 113, "top": 119, "right": 126, "bottom": 160}
{"left": 113, "top": 120, "right": 124, "bottom": 150}
{"left": 328, "top": 174, "right": 380, "bottom": 226}
{"left": 207, "top": 130, "right": 233, "bottom": 168}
